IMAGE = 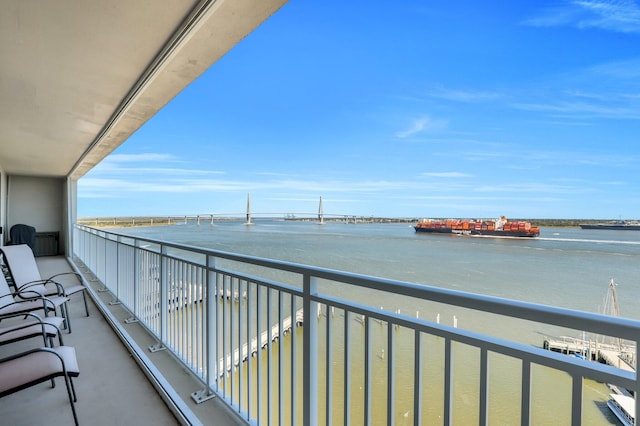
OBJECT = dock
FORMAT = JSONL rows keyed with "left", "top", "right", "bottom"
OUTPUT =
{"left": 599, "top": 348, "right": 635, "bottom": 373}
{"left": 543, "top": 336, "right": 635, "bottom": 371}
{"left": 217, "top": 308, "right": 306, "bottom": 376}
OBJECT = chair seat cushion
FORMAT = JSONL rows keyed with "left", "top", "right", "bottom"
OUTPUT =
{"left": 0, "top": 346, "right": 79, "bottom": 396}
{"left": 0, "top": 316, "right": 64, "bottom": 344}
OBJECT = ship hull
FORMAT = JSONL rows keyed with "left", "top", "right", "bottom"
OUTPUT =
{"left": 470, "top": 229, "right": 539, "bottom": 237}
{"left": 414, "top": 227, "right": 453, "bottom": 234}
{"left": 414, "top": 226, "right": 539, "bottom": 238}
{"left": 580, "top": 224, "right": 640, "bottom": 230}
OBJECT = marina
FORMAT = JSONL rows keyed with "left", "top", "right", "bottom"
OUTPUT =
{"left": 217, "top": 308, "right": 305, "bottom": 375}
{"left": 114, "top": 221, "right": 640, "bottom": 425}
{"left": 543, "top": 336, "right": 635, "bottom": 370}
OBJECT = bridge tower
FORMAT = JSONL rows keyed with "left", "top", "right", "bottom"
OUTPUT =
{"left": 245, "top": 193, "right": 252, "bottom": 225}
{"left": 318, "top": 196, "right": 324, "bottom": 224}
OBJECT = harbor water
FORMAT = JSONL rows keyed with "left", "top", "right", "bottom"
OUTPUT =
{"left": 117, "top": 220, "right": 640, "bottom": 425}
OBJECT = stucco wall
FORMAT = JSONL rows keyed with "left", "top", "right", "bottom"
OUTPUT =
{"left": 6, "top": 175, "right": 65, "bottom": 253}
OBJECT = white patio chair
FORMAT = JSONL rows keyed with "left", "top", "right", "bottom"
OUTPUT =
{"left": 1, "top": 244, "right": 87, "bottom": 331}
{"left": 0, "top": 312, "right": 65, "bottom": 347}
{"left": 0, "top": 346, "right": 80, "bottom": 425}
{"left": 0, "top": 270, "right": 69, "bottom": 330}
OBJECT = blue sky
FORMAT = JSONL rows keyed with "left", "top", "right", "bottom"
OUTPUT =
{"left": 78, "top": 1, "right": 640, "bottom": 219}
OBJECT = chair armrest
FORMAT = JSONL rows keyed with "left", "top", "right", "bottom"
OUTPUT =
{"left": 0, "top": 312, "right": 59, "bottom": 339}
{"left": 18, "top": 280, "right": 64, "bottom": 296}
{"left": 2, "top": 293, "right": 61, "bottom": 311}
{"left": 0, "top": 312, "right": 43, "bottom": 322}
{"left": 48, "top": 272, "right": 82, "bottom": 283}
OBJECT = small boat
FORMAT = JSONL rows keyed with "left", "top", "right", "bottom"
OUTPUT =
{"left": 414, "top": 216, "right": 539, "bottom": 238}
{"left": 580, "top": 220, "right": 640, "bottom": 230}
{"left": 607, "top": 393, "right": 634, "bottom": 426}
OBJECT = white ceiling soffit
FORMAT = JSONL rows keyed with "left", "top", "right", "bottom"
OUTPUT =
{"left": 0, "top": 0, "right": 288, "bottom": 179}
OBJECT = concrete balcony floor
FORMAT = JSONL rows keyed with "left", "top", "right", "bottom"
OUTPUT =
{"left": 0, "top": 256, "right": 244, "bottom": 426}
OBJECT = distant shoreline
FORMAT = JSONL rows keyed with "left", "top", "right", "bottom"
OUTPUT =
{"left": 77, "top": 216, "right": 616, "bottom": 229}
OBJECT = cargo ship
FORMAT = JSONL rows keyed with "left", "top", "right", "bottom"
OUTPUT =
{"left": 414, "top": 216, "right": 540, "bottom": 238}
{"left": 579, "top": 220, "right": 640, "bottom": 230}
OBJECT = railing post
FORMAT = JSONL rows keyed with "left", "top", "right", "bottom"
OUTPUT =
{"left": 160, "top": 245, "right": 168, "bottom": 344}
{"left": 133, "top": 243, "right": 139, "bottom": 318}
{"left": 192, "top": 254, "right": 217, "bottom": 403}
{"left": 632, "top": 337, "right": 640, "bottom": 425}
{"left": 303, "top": 274, "right": 318, "bottom": 426}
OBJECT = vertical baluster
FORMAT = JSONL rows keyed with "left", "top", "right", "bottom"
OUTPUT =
{"left": 230, "top": 276, "right": 235, "bottom": 405}
{"left": 387, "top": 319, "right": 395, "bottom": 425}
{"left": 414, "top": 330, "right": 422, "bottom": 426}
{"left": 238, "top": 279, "right": 244, "bottom": 416}
{"left": 521, "top": 359, "right": 531, "bottom": 426}
{"left": 326, "top": 304, "right": 333, "bottom": 426}
{"left": 344, "top": 310, "right": 351, "bottom": 426}
{"left": 364, "top": 316, "right": 371, "bottom": 426}
{"left": 303, "top": 276, "right": 318, "bottom": 426}
{"left": 278, "top": 291, "right": 284, "bottom": 426}
{"left": 444, "top": 338, "right": 453, "bottom": 425}
{"left": 159, "top": 249, "right": 167, "bottom": 345}
{"left": 267, "top": 287, "right": 273, "bottom": 426}
{"left": 247, "top": 281, "right": 253, "bottom": 422}
{"left": 257, "top": 284, "right": 263, "bottom": 424}
{"left": 571, "top": 375, "right": 583, "bottom": 426}
{"left": 215, "top": 271, "right": 222, "bottom": 393}
{"left": 291, "top": 294, "right": 297, "bottom": 425}
{"left": 479, "top": 347, "right": 488, "bottom": 426}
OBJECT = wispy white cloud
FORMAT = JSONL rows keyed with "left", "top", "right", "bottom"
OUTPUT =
{"left": 98, "top": 166, "right": 225, "bottom": 176}
{"left": 473, "top": 182, "right": 590, "bottom": 194}
{"left": 105, "top": 153, "right": 177, "bottom": 163}
{"left": 586, "top": 57, "right": 640, "bottom": 80}
{"left": 506, "top": 55, "right": 640, "bottom": 121}
{"left": 89, "top": 152, "right": 226, "bottom": 176}
{"left": 524, "top": 0, "right": 640, "bottom": 33}
{"left": 426, "top": 87, "right": 503, "bottom": 103}
{"left": 395, "top": 116, "right": 447, "bottom": 138}
{"left": 79, "top": 176, "right": 423, "bottom": 197}
{"left": 512, "top": 99, "right": 640, "bottom": 119}
{"left": 422, "top": 172, "right": 474, "bottom": 178}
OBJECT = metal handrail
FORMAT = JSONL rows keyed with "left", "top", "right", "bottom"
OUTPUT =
{"left": 73, "top": 224, "right": 639, "bottom": 426}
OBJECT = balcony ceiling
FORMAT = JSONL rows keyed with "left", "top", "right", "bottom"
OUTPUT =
{"left": 0, "top": 0, "right": 287, "bottom": 179}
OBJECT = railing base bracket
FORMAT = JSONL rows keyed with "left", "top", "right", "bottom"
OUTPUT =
{"left": 149, "top": 343, "right": 166, "bottom": 353}
{"left": 124, "top": 316, "right": 139, "bottom": 324}
{"left": 191, "top": 389, "right": 216, "bottom": 404}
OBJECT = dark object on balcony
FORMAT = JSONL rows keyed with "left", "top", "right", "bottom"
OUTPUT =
{"left": 33, "top": 232, "right": 59, "bottom": 257}
{"left": 8, "top": 224, "right": 36, "bottom": 249}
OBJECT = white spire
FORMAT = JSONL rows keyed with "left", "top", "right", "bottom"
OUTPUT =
{"left": 245, "top": 193, "right": 252, "bottom": 225}
{"left": 318, "top": 196, "right": 324, "bottom": 224}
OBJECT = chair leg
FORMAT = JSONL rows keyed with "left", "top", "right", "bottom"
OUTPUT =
{"left": 69, "top": 377, "right": 77, "bottom": 402}
{"left": 82, "top": 290, "right": 89, "bottom": 316}
{"left": 63, "top": 375, "right": 79, "bottom": 426}
{"left": 65, "top": 303, "right": 72, "bottom": 333}
{"left": 60, "top": 302, "right": 72, "bottom": 333}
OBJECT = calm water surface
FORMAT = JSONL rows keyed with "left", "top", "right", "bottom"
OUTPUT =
{"left": 117, "top": 221, "right": 640, "bottom": 425}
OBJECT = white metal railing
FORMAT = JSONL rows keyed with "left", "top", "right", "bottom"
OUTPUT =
{"left": 72, "top": 224, "right": 639, "bottom": 426}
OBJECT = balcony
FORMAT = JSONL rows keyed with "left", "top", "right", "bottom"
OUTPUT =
{"left": 16, "top": 223, "right": 625, "bottom": 426}
{"left": 0, "top": 252, "right": 245, "bottom": 425}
